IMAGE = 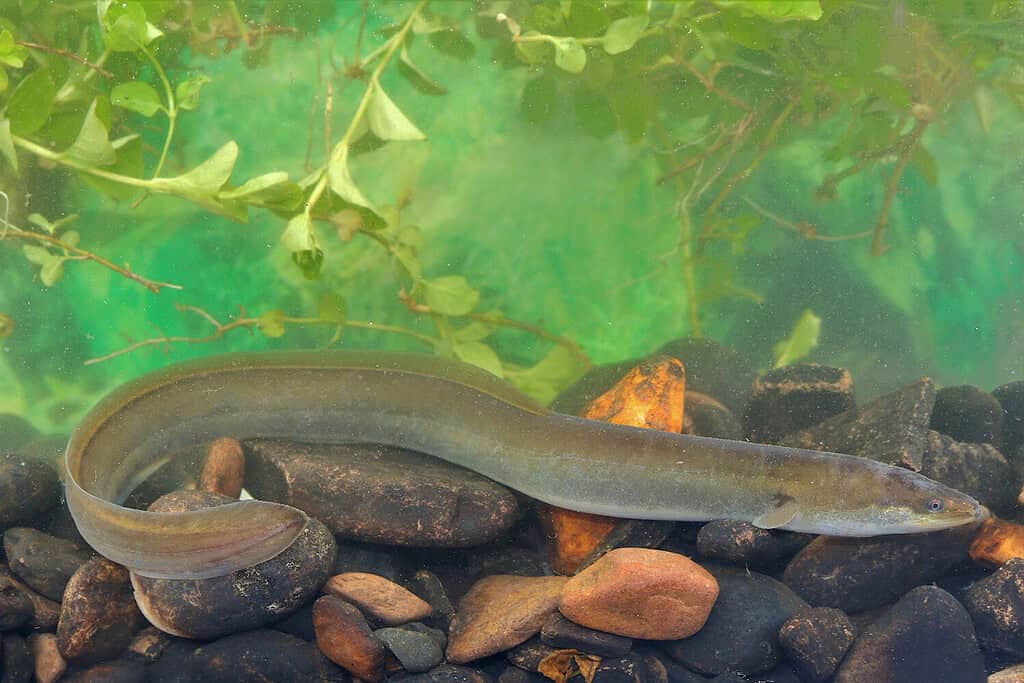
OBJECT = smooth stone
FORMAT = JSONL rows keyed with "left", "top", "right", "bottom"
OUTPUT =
{"left": 541, "top": 612, "right": 633, "bottom": 657}
{"left": 0, "top": 414, "right": 39, "bottom": 452}
{"left": 390, "top": 664, "right": 493, "bottom": 682}
{"left": 28, "top": 633, "right": 66, "bottom": 683}
{"left": 149, "top": 629, "right": 342, "bottom": 683}
{"left": 778, "top": 607, "right": 855, "bottom": 683}
{"left": 272, "top": 603, "right": 317, "bottom": 642}
{"left": 61, "top": 658, "right": 148, "bottom": 683}
{"left": 409, "top": 569, "right": 457, "bottom": 630}
{"left": 447, "top": 574, "right": 568, "bottom": 664}
{"left": 744, "top": 364, "right": 855, "bottom": 444}
{"left": 3, "top": 633, "right": 33, "bottom": 683}
{"left": 374, "top": 625, "right": 444, "bottom": 673}
{"left": 56, "top": 558, "right": 142, "bottom": 665}
{"left": 932, "top": 385, "right": 1004, "bottom": 444}
{"left": 0, "top": 564, "right": 35, "bottom": 630}
{"left": 0, "top": 564, "right": 59, "bottom": 632}
{"left": 559, "top": 548, "right": 718, "bottom": 640}
{"left": 573, "top": 520, "right": 679, "bottom": 573}
{"left": 198, "top": 436, "right": 245, "bottom": 498}
{"left": 662, "top": 565, "right": 809, "bottom": 676}
{"left": 835, "top": 586, "right": 985, "bottom": 683}
{"left": 655, "top": 337, "right": 756, "bottom": 417}
{"left": 713, "top": 664, "right": 802, "bottom": 683}
{"left": 244, "top": 439, "right": 520, "bottom": 546}
{"left": 313, "top": 595, "right": 390, "bottom": 682}
{"left": 130, "top": 490, "right": 335, "bottom": 640}
{"left": 633, "top": 646, "right": 707, "bottom": 683}
{"left": 782, "top": 378, "right": 936, "bottom": 471}
{"left": 782, "top": 524, "right": 975, "bottom": 612}
{"left": 682, "top": 391, "right": 743, "bottom": 440}
{"left": 505, "top": 637, "right": 558, "bottom": 671}
{"left": 696, "top": 519, "right": 813, "bottom": 571}
{"left": 128, "top": 626, "right": 174, "bottom": 662}
{"left": 964, "top": 557, "right": 1024, "bottom": 657}
{"left": 993, "top": 381, "right": 1024, "bottom": 455}
{"left": 0, "top": 452, "right": 61, "bottom": 527}
{"left": 921, "top": 430, "right": 1018, "bottom": 510}
{"left": 324, "top": 572, "right": 432, "bottom": 625}
{"left": 498, "top": 666, "right": 548, "bottom": 683}
{"left": 990, "top": 664, "right": 1024, "bottom": 683}
{"left": 334, "top": 541, "right": 403, "bottom": 581}
{"left": 3, "top": 527, "right": 93, "bottom": 601}
{"left": 587, "top": 656, "right": 648, "bottom": 683}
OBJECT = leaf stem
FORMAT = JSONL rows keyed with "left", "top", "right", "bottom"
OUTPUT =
{"left": 17, "top": 40, "right": 114, "bottom": 78}
{"left": 12, "top": 135, "right": 153, "bottom": 189}
{"left": 139, "top": 44, "right": 177, "bottom": 179}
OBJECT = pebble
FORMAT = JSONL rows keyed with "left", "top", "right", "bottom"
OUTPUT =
{"left": 244, "top": 439, "right": 520, "bottom": 546}
{"left": 498, "top": 666, "right": 547, "bottom": 683}
{"left": 3, "top": 527, "right": 94, "bottom": 601}
{"left": 782, "top": 524, "right": 975, "bottom": 612}
{"left": 541, "top": 611, "right": 633, "bottom": 657}
{"left": 835, "top": 585, "right": 985, "bottom": 682}
{"left": 662, "top": 565, "right": 809, "bottom": 676}
{"left": 782, "top": 377, "right": 935, "bottom": 470}
{"left": 655, "top": 337, "right": 756, "bottom": 416}
{"left": 682, "top": 391, "right": 743, "bottom": 439}
{"left": 333, "top": 540, "right": 403, "bottom": 580}
{"left": 390, "top": 664, "right": 493, "bottom": 682}
{"left": 778, "top": 607, "right": 856, "bottom": 683}
{"left": 313, "top": 594, "right": 392, "bottom": 681}
{"left": 409, "top": 569, "right": 457, "bottom": 630}
{"left": 198, "top": 436, "right": 245, "bottom": 497}
{"left": 128, "top": 626, "right": 174, "bottom": 662}
{"left": 559, "top": 548, "right": 718, "bottom": 640}
{"left": 570, "top": 520, "right": 678, "bottom": 574}
{"left": 56, "top": 558, "right": 142, "bottom": 665}
{"left": 375, "top": 624, "right": 445, "bottom": 673}
{"left": 61, "top": 658, "right": 148, "bottom": 683}
{"left": 744, "top": 364, "right": 855, "bottom": 443}
{"left": 993, "top": 381, "right": 1024, "bottom": 455}
{"left": 931, "top": 385, "right": 1004, "bottom": 444}
{"left": 130, "top": 490, "right": 335, "bottom": 639}
{"left": 963, "top": 557, "right": 1024, "bottom": 657}
{"left": 324, "top": 572, "right": 432, "bottom": 625}
{"left": 0, "top": 452, "right": 61, "bottom": 527}
{"left": 3, "top": 633, "right": 33, "bottom": 683}
{"left": 0, "top": 565, "right": 35, "bottom": 629}
{"left": 29, "top": 633, "right": 67, "bottom": 683}
{"left": 990, "top": 664, "right": 1024, "bottom": 683}
{"left": 921, "top": 429, "right": 1017, "bottom": 510}
{"left": 0, "top": 413, "right": 40, "bottom": 452}
{"left": 447, "top": 574, "right": 568, "bottom": 664}
{"left": 696, "top": 519, "right": 813, "bottom": 570}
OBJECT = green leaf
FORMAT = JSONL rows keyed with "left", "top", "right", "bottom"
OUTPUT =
{"left": 398, "top": 45, "right": 447, "bottom": 96}
{"left": 453, "top": 320, "right": 495, "bottom": 343}
{"left": 603, "top": 16, "right": 649, "bottom": 55}
{"left": 772, "top": 309, "right": 822, "bottom": 368}
{"left": 22, "top": 244, "right": 51, "bottom": 264}
{"left": 78, "top": 135, "right": 143, "bottom": 200}
{"left": 317, "top": 293, "right": 347, "bottom": 324}
{"left": 63, "top": 99, "right": 116, "bottom": 166}
{"left": 507, "top": 345, "right": 587, "bottom": 405}
{"left": 0, "top": 119, "right": 17, "bottom": 173}
{"left": 454, "top": 342, "right": 503, "bottom": 378}
{"left": 327, "top": 144, "right": 375, "bottom": 210}
{"left": 7, "top": 69, "right": 55, "bottom": 135}
{"left": 424, "top": 275, "right": 479, "bottom": 316}
{"left": 39, "top": 256, "right": 65, "bottom": 287}
{"left": 566, "top": 1, "right": 610, "bottom": 37}
{"left": 26, "top": 213, "right": 54, "bottom": 232}
{"left": 368, "top": 85, "right": 426, "bottom": 141}
{"left": 176, "top": 74, "right": 212, "bottom": 111}
{"left": 0, "top": 70, "right": 8, "bottom": 93}
{"left": 110, "top": 81, "right": 163, "bottom": 117}
{"left": 0, "top": 30, "right": 13, "bottom": 55}
{"left": 281, "top": 213, "right": 315, "bottom": 252}
{"left": 553, "top": 37, "right": 586, "bottom": 73}
{"left": 156, "top": 141, "right": 238, "bottom": 196}
{"left": 219, "top": 171, "right": 302, "bottom": 208}
{"left": 428, "top": 29, "right": 475, "bottom": 61}
{"left": 257, "top": 309, "right": 286, "bottom": 338}
{"left": 515, "top": 32, "right": 552, "bottom": 65}
{"left": 102, "top": 1, "right": 149, "bottom": 51}
{"left": 291, "top": 248, "right": 324, "bottom": 280}
{"left": 713, "top": 0, "right": 822, "bottom": 22}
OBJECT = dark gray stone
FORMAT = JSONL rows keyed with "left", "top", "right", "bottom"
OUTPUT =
{"left": 782, "top": 378, "right": 936, "bottom": 471}
{"left": 497, "top": 667, "right": 547, "bottom": 683}
{"left": 778, "top": 607, "right": 855, "bottom": 683}
{"left": 656, "top": 337, "right": 756, "bottom": 417}
{"left": 0, "top": 565, "right": 34, "bottom": 630}
{"left": 0, "top": 452, "right": 60, "bottom": 528}
{"left": 62, "top": 659, "right": 148, "bottom": 683}
{"left": 590, "top": 656, "right": 647, "bottom": 683}
{"left": 334, "top": 541, "right": 403, "bottom": 581}
{"left": 541, "top": 612, "right": 632, "bottom": 657}
{"left": 375, "top": 625, "right": 444, "bottom": 673}
{"left": 993, "top": 381, "right": 1024, "bottom": 456}
{"left": 0, "top": 563, "right": 59, "bottom": 631}
{"left": 2, "top": 632, "right": 33, "bottom": 683}
{"left": 576, "top": 520, "right": 678, "bottom": 572}
{"left": 696, "top": 520, "right": 813, "bottom": 571}
{"left": 506, "top": 638, "right": 558, "bottom": 672}
{"left": 920, "top": 430, "right": 1017, "bottom": 511}
{"left": 963, "top": 557, "right": 1024, "bottom": 657}
{"left": 835, "top": 586, "right": 985, "bottom": 683}
{"left": 684, "top": 392, "right": 743, "bottom": 440}
{"left": 782, "top": 523, "right": 975, "bottom": 613}
{"left": 272, "top": 603, "right": 316, "bottom": 642}
{"left": 661, "top": 565, "right": 809, "bottom": 676}
{"left": 3, "top": 527, "right": 93, "bottom": 601}
{"left": 931, "top": 385, "right": 1004, "bottom": 444}
{"left": 389, "top": 664, "right": 492, "bottom": 682}
{"left": 409, "top": 569, "right": 456, "bottom": 630}
{"left": 744, "top": 364, "right": 855, "bottom": 444}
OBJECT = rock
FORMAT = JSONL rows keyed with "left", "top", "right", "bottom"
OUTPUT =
{"left": 334, "top": 541, "right": 403, "bottom": 580}
{"left": 409, "top": 569, "right": 457, "bottom": 630}
{"left": 783, "top": 378, "right": 936, "bottom": 471}
{"left": 130, "top": 490, "right": 334, "bottom": 639}
{"left": 572, "top": 520, "right": 679, "bottom": 574}
{"left": 151, "top": 629, "right": 342, "bottom": 683}
{"left": 971, "top": 518, "right": 1024, "bottom": 565}
{"left": 682, "top": 392, "right": 743, "bottom": 440}
{"left": 696, "top": 520, "right": 813, "bottom": 571}
{"left": 374, "top": 625, "right": 445, "bottom": 673}
{"left": 538, "top": 505, "right": 625, "bottom": 576}
{"left": 505, "top": 638, "right": 559, "bottom": 671}
{"left": 498, "top": 666, "right": 548, "bottom": 683}
{"left": 587, "top": 656, "right": 648, "bottom": 682}
{"left": 463, "top": 544, "right": 550, "bottom": 588}
{"left": 447, "top": 574, "right": 568, "bottom": 664}
{"left": 963, "top": 557, "right": 1024, "bottom": 657}
{"left": 0, "top": 452, "right": 61, "bottom": 527}
{"left": 990, "top": 664, "right": 1024, "bottom": 683}
{"left": 551, "top": 361, "right": 643, "bottom": 416}
{"left": 127, "top": 626, "right": 174, "bottom": 662}
{"left": 244, "top": 439, "right": 520, "bottom": 546}
{"left": 835, "top": 586, "right": 985, "bottom": 683}
{"left": 778, "top": 607, "right": 855, "bottom": 683}
{"left": 61, "top": 659, "right": 148, "bottom": 683}
{"left": 56, "top": 558, "right": 142, "bottom": 665}
{"left": 559, "top": 548, "right": 717, "bottom": 640}
{"left": 932, "top": 385, "right": 1004, "bottom": 444}
{"left": 0, "top": 414, "right": 39, "bottom": 452}
{"left": 198, "top": 437, "right": 245, "bottom": 498}
{"left": 921, "top": 430, "right": 1018, "bottom": 510}
{"left": 541, "top": 612, "right": 633, "bottom": 657}
{"left": 28, "top": 633, "right": 66, "bottom": 683}
{"left": 391, "top": 664, "right": 493, "bottom": 682}
{"left": 0, "top": 564, "right": 35, "bottom": 630}
{"left": 655, "top": 337, "right": 756, "bottom": 417}
{"left": 313, "top": 595, "right": 391, "bottom": 681}
{"left": 713, "top": 664, "right": 803, "bottom": 683}
{"left": 662, "top": 565, "right": 809, "bottom": 676}
{"left": 633, "top": 648, "right": 707, "bottom": 683}
{"left": 744, "top": 364, "right": 855, "bottom": 443}
{"left": 324, "top": 572, "right": 432, "bottom": 625}
{"left": 994, "top": 381, "right": 1024, "bottom": 455}
{"left": 782, "top": 524, "right": 975, "bottom": 612}
{"left": 3, "top": 633, "right": 33, "bottom": 683}
{"left": 3, "top": 527, "right": 93, "bottom": 601}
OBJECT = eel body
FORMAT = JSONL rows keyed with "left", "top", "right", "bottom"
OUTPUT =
{"left": 64, "top": 351, "right": 984, "bottom": 579}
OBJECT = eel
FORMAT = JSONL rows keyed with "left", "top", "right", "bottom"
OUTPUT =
{"left": 64, "top": 350, "right": 985, "bottom": 580}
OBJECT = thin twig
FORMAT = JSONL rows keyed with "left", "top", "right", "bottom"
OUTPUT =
{"left": 741, "top": 196, "right": 873, "bottom": 242}
{"left": 17, "top": 41, "right": 114, "bottom": 78}
{"left": 678, "top": 57, "right": 751, "bottom": 111}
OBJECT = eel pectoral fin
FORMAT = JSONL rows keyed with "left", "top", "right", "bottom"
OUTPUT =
{"left": 753, "top": 497, "right": 799, "bottom": 530}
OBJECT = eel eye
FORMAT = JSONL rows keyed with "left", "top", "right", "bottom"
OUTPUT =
{"left": 927, "top": 498, "right": 945, "bottom": 513}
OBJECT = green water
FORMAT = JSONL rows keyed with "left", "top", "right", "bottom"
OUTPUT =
{"left": 1, "top": 0, "right": 1022, "bottom": 434}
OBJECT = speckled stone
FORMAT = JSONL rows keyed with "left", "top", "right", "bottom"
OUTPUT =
{"left": 0, "top": 452, "right": 61, "bottom": 527}
{"left": 374, "top": 625, "right": 445, "bottom": 673}
{"left": 696, "top": 519, "right": 813, "bottom": 571}
{"left": 57, "top": 559, "right": 143, "bottom": 665}
{"left": 931, "top": 385, "right": 1004, "bottom": 444}
{"left": 744, "top": 364, "right": 855, "bottom": 444}
{"left": 4, "top": 527, "right": 93, "bottom": 601}
{"left": 778, "top": 607, "right": 855, "bottom": 683}
{"left": 323, "top": 572, "right": 432, "bottom": 625}
{"left": 963, "top": 557, "right": 1024, "bottom": 657}
{"left": 920, "top": 430, "right": 1017, "bottom": 511}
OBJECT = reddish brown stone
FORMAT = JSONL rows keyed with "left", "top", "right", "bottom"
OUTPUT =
{"left": 56, "top": 559, "right": 143, "bottom": 665}
{"left": 558, "top": 548, "right": 718, "bottom": 640}
{"left": 313, "top": 595, "right": 394, "bottom": 682}
{"left": 323, "top": 572, "right": 432, "bottom": 625}
{"left": 971, "top": 517, "right": 1024, "bottom": 566}
{"left": 29, "top": 633, "right": 66, "bottom": 683}
{"left": 198, "top": 437, "right": 245, "bottom": 498}
{"left": 447, "top": 574, "right": 568, "bottom": 664}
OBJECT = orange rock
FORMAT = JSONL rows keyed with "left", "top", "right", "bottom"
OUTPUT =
{"left": 544, "top": 357, "right": 687, "bottom": 575}
{"left": 313, "top": 595, "right": 394, "bottom": 682}
{"left": 558, "top": 547, "right": 718, "bottom": 640}
{"left": 323, "top": 572, "right": 432, "bottom": 626}
{"left": 446, "top": 574, "right": 568, "bottom": 664}
{"left": 970, "top": 517, "right": 1024, "bottom": 565}
{"left": 198, "top": 437, "right": 245, "bottom": 498}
